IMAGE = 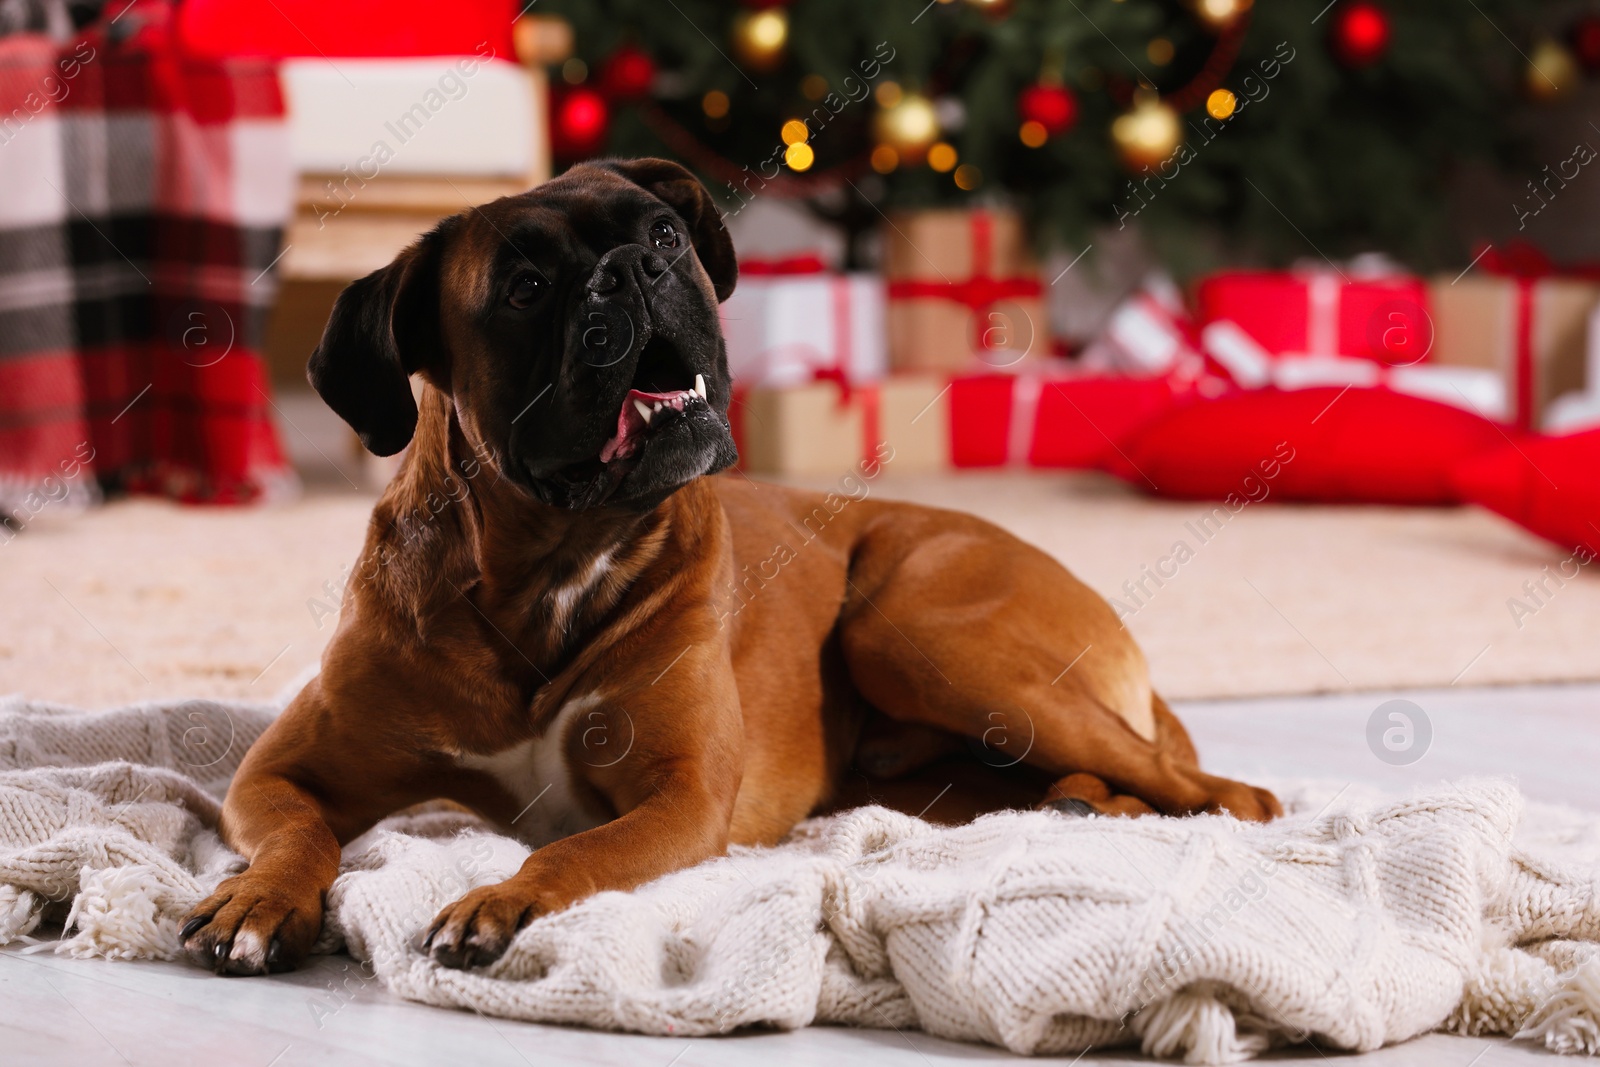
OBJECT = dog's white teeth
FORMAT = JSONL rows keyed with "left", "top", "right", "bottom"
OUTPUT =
{"left": 653, "top": 401, "right": 663, "bottom": 414}
{"left": 694, "top": 374, "right": 706, "bottom": 399}
{"left": 633, "top": 398, "right": 653, "bottom": 424}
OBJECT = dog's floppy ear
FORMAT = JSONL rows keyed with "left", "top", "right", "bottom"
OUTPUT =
{"left": 599, "top": 157, "right": 737, "bottom": 302}
{"left": 307, "top": 224, "right": 450, "bottom": 456}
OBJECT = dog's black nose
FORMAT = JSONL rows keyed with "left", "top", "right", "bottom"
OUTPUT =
{"left": 642, "top": 252, "right": 669, "bottom": 277}
{"left": 588, "top": 267, "right": 621, "bottom": 295}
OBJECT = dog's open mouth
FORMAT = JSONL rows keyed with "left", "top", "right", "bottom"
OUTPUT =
{"left": 535, "top": 334, "right": 726, "bottom": 510}
{"left": 599, "top": 374, "right": 708, "bottom": 463}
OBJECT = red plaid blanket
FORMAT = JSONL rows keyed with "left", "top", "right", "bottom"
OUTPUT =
{"left": 0, "top": 0, "right": 292, "bottom": 520}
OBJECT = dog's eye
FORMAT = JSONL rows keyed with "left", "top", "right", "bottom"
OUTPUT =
{"left": 508, "top": 271, "right": 546, "bottom": 309}
{"left": 649, "top": 219, "right": 682, "bottom": 250}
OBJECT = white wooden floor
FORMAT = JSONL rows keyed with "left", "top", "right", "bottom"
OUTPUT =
{"left": 4, "top": 682, "right": 1595, "bottom": 1066}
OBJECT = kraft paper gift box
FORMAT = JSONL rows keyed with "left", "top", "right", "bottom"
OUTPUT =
{"left": 883, "top": 208, "right": 1045, "bottom": 374}
{"left": 1428, "top": 257, "right": 1600, "bottom": 430}
{"left": 731, "top": 376, "right": 949, "bottom": 477}
{"left": 719, "top": 255, "right": 887, "bottom": 387}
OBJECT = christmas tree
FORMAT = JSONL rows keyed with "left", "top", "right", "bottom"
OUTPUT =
{"left": 539, "top": 0, "right": 1573, "bottom": 273}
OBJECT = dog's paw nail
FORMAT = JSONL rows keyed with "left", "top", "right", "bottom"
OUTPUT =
{"left": 266, "top": 938, "right": 281, "bottom": 966}
{"left": 179, "top": 916, "right": 209, "bottom": 941}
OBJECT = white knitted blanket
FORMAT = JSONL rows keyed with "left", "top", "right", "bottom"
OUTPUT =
{"left": 2, "top": 693, "right": 1598, "bottom": 1063}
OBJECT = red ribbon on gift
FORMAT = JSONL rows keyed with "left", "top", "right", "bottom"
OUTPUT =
{"left": 726, "top": 372, "right": 881, "bottom": 472}
{"left": 1477, "top": 240, "right": 1600, "bottom": 430}
{"left": 738, "top": 253, "right": 828, "bottom": 276}
{"left": 809, "top": 366, "right": 880, "bottom": 464}
{"left": 885, "top": 210, "right": 1042, "bottom": 353}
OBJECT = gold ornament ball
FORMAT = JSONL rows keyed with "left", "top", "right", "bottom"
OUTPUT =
{"left": 964, "top": 0, "right": 1013, "bottom": 17}
{"left": 874, "top": 93, "right": 940, "bottom": 160}
{"left": 1193, "top": 0, "right": 1251, "bottom": 30}
{"left": 732, "top": 9, "right": 788, "bottom": 72}
{"left": 1526, "top": 37, "right": 1579, "bottom": 101}
{"left": 1112, "top": 96, "right": 1183, "bottom": 170}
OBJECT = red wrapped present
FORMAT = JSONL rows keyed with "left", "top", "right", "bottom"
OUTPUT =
{"left": 884, "top": 208, "right": 1045, "bottom": 373}
{"left": 1428, "top": 242, "right": 1600, "bottom": 431}
{"left": 949, "top": 374, "right": 1182, "bottom": 470}
{"left": 1196, "top": 267, "right": 1433, "bottom": 367}
{"left": 177, "top": 0, "right": 517, "bottom": 60}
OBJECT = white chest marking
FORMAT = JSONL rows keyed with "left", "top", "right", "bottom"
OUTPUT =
{"left": 456, "top": 693, "right": 608, "bottom": 847}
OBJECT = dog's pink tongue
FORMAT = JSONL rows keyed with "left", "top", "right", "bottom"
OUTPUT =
{"left": 600, "top": 389, "right": 680, "bottom": 463}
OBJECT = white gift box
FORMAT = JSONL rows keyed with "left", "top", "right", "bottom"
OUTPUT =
{"left": 720, "top": 271, "right": 887, "bottom": 388}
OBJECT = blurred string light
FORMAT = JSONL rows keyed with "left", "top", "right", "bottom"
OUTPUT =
{"left": 781, "top": 117, "right": 813, "bottom": 171}
{"left": 701, "top": 90, "right": 729, "bottom": 118}
{"left": 1205, "top": 88, "right": 1237, "bottom": 119}
{"left": 928, "top": 142, "right": 958, "bottom": 172}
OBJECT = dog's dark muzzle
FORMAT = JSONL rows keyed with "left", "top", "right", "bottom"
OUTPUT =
{"left": 573, "top": 244, "right": 676, "bottom": 372}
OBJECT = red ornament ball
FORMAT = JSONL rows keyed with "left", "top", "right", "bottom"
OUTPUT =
{"left": 1329, "top": 0, "right": 1391, "bottom": 67}
{"left": 1570, "top": 16, "right": 1600, "bottom": 73}
{"left": 552, "top": 88, "right": 609, "bottom": 158}
{"left": 600, "top": 45, "right": 656, "bottom": 99}
{"left": 1017, "top": 83, "right": 1078, "bottom": 136}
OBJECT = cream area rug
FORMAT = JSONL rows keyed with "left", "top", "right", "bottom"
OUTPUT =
{"left": 1, "top": 693, "right": 1599, "bottom": 1063}
{"left": 4, "top": 471, "right": 1599, "bottom": 709}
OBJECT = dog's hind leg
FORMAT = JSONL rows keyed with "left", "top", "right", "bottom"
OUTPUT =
{"left": 1038, "top": 696, "right": 1201, "bottom": 817}
{"left": 836, "top": 511, "right": 1280, "bottom": 821}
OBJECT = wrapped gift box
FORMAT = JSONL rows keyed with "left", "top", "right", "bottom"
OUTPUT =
{"left": 720, "top": 256, "right": 887, "bottom": 387}
{"left": 1079, "top": 275, "right": 1201, "bottom": 378}
{"left": 883, "top": 208, "right": 1045, "bottom": 373}
{"left": 731, "top": 376, "right": 948, "bottom": 477}
{"left": 1200, "top": 322, "right": 1509, "bottom": 418}
{"left": 1196, "top": 269, "right": 1433, "bottom": 366}
{"left": 949, "top": 373, "right": 1181, "bottom": 469}
{"left": 1428, "top": 259, "right": 1600, "bottom": 430}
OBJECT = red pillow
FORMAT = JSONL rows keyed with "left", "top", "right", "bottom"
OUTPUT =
{"left": 1452, "top": 429, "right": 1600, "bottom": 558}
{"left": 1106, "top": 387, "right": 1512, "bottom": 505}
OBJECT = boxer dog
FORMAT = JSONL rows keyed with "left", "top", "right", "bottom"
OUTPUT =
{"left": 179, "top": 158, "right": 1279, "bottom": 976}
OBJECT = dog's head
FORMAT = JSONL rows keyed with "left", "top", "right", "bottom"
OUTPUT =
{"left": 308, "top": 158, "right": 740, "bottom": 512}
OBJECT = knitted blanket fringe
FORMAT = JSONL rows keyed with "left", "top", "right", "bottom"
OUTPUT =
{"left": 2, "top": 693, "right": 1598, "bottom": 1062}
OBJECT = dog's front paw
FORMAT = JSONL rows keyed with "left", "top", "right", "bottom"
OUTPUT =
{"left": 180, "top": 873, "right": 323, "bottom": 976}
{"left": 424, "top": 882, "right": 553, "bottom": 969}
{"left": 1203, "top": 777, "right": 1283, "bottom": 822}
